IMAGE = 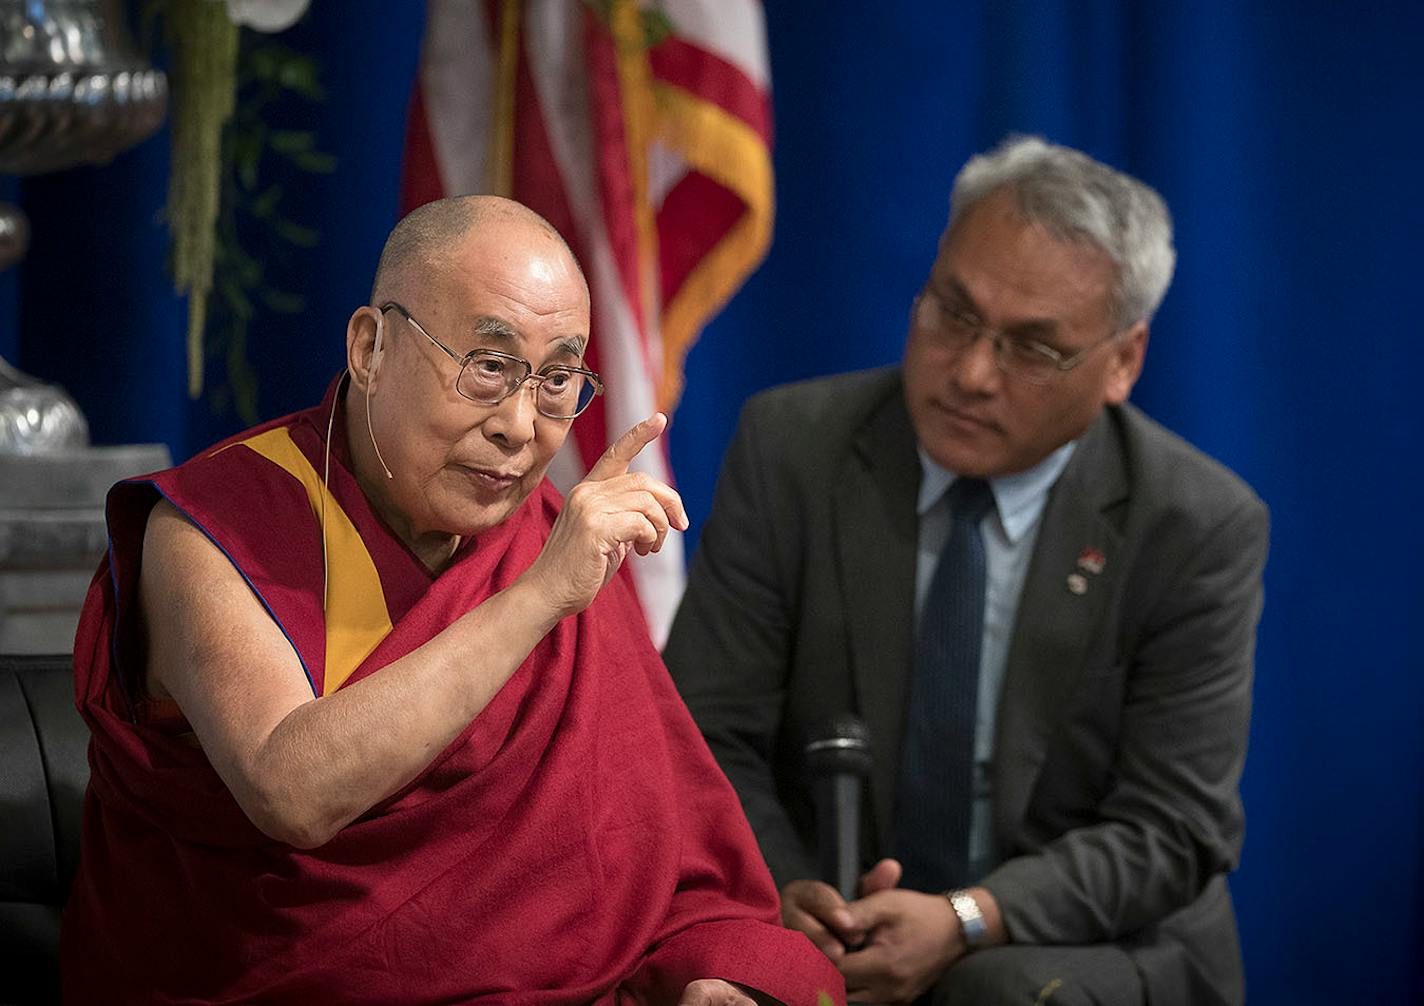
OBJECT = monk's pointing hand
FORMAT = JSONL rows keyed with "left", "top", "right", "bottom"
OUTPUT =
{"left": 525, "top": 414, "right": 688, "bottom": 620}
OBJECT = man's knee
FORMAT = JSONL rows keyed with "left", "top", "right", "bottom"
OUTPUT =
{"left": 931, "top": 945, "right": 1143, "bottom": 1006}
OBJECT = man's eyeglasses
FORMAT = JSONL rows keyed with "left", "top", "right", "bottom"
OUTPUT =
{"left": 379, "top": 301, "right": 604, "bottom": 420}
{"left": 912, "top": 287, "right": 1122, "bottom": 387}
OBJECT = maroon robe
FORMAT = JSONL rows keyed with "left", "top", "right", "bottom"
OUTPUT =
{"left": 61, "top": 381, "right": 842, "bottom": 1005}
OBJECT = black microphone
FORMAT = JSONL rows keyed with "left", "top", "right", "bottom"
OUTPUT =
{"left": 804, "top": 713, "right": 872, "bottom": 902}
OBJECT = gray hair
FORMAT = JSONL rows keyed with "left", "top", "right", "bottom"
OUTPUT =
{"left": 948, "top": 136, "right": 1176, "bottom": 326}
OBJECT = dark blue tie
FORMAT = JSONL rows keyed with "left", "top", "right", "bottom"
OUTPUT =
{"left": 894, "top": 477, "right": 995, "bottom": 893}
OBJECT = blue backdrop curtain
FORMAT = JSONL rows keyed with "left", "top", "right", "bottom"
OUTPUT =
{"left": 4, "top": 2, "right": 1419, "bottom": 1000}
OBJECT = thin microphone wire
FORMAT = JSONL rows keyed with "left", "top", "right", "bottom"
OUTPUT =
{"left": 327, "top": 359, "right": 394, "bottom": 612}
{"left": 365, "top": 379, "right": 394, "bottom": 480}
{"left": 320, "top": 375, "right": 344, "bottom": 614}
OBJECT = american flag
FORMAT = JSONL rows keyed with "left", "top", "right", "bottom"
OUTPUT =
{"left": 400, "top": 0, "right": 774, "bottom": 645}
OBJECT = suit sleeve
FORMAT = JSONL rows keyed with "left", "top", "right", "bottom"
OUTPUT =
{"left": 981, "top": 492, "right": 1269, "bottom": 943}
{"left": 664, "top": 402, "right": 819, "bottom": 888}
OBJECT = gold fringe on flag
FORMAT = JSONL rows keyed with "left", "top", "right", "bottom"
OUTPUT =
{"left": 652, "top": 81, "right": 774, "bottom": 412}
{"left": 488, "top": 0, "right": 521, "bottom": 197}
{"left": 610, "top": 0, "right": 660, "bottom": 340}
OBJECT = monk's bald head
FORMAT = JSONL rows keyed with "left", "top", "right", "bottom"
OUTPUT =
{"left": 370, "top": 195, "right": 584, "bottom": 305}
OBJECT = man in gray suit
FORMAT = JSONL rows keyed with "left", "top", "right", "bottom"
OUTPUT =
{"left": 664, "top": 137, "right": 1268, "bottom": 1006}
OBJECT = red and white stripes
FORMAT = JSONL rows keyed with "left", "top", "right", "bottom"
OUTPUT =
{"left": 401, "top": 0, "right": 773, "bottom": 645}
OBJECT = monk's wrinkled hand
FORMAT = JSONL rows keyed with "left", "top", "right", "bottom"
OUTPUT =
{"left": 780, "top": 879, "right": 861, "bottom": 962}
{"left": 524, "top": 413, "right": 688, "bottom": 619}
{"left": 678, "top": 979, "right": 761, "bottom": 1006}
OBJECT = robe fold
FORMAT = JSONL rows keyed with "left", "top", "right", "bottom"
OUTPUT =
{"left": 61, "top": 380, "right": 843, "bottom": 1006}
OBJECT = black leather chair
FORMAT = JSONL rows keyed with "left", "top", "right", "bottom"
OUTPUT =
{"left": 0, "top": 654, "right": 89, "bottom": 1005}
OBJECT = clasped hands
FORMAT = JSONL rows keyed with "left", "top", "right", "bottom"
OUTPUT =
{"left": 782, "top": 859, "right": 964, "bottom": 1005}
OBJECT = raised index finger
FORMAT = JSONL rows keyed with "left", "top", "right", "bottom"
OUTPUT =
{"left": 586, "top": 413, "right": 667, "bottom": 482}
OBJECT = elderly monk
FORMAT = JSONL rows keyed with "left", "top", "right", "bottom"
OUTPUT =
{"left": 60, "top": 196, "right": 842, "bottom": 1006}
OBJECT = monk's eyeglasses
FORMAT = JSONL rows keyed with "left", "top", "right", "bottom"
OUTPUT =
{"left": 379, "top": 302, "right": 603, "bottom": 420}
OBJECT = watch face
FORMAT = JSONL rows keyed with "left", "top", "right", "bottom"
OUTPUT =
{"left": 949, "top": 891, "right": 989, "bottom": 947}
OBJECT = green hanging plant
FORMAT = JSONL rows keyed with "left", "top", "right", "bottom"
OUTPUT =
{"left": 160, "top": 0, "right": 329, "bottom": 419}
{"left": 207, "top": 39, "right": 334, "bottom": 422}
{"left": 163, "top": 0, "right": 239, "bottom": 399}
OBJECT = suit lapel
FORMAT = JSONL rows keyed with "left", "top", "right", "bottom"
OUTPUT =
{"left": 992, "top": 410, "right": 1129, "bottom": 841}
{"left": 834, "top": 386, "right": 921, "bottom": 848}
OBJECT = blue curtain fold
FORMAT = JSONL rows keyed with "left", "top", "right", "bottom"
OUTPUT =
{"left": 6, "top": 2, "right": 1419, "bottom": 1000}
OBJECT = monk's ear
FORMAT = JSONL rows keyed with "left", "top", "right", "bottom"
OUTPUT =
{"left": 347, "top": 307, "right": 384, "bottom": 393}
{"left": 1103, "top": 321, "right": 1149, "bottom": 405}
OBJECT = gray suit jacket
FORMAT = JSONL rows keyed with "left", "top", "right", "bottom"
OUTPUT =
{"left": 664, "top": 366, "right": 1268, "bottom": 1006}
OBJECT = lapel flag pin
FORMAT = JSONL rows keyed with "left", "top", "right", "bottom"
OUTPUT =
{"left": 1066, "top": 573, "right": 1088, "bottom": 595}
{"left": 1076, "top": 546, "right": 1106, "bottom": 575}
